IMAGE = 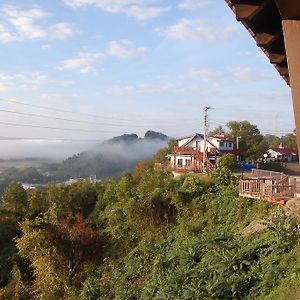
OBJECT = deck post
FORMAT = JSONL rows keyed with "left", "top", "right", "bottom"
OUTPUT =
{"left": 282, "top": 19, "right": 300, "bottom": 156}
{"left": 261, "top": 182, "right": 264, "bottom": 197}
{"left": 293, "top": 177, "right": 296, "bottom": 196}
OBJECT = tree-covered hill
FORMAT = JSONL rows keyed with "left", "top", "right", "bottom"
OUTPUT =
{"left": 48, "top": 130, "right": 169, "bottom": 180}
{"left": 1, "top": 159, "right": 300, "bottom": 299}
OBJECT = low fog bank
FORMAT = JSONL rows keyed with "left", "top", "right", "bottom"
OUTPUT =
{"left": 57, "top": 134, "right": 169, "bottom": 179}
{"left": 0, "top": 140, "right": 98, "bottom": 160}
{"left": 0, "top": 132, "right": 169, "bottom": 180}
{"left": 91, "top": 138, "right": 167, "bottom": 162}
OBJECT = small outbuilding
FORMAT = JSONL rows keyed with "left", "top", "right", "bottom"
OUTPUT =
{"left": 267, "top": 143, "right": 297, "bottom": 162}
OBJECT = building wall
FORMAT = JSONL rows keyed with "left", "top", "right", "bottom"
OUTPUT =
{"left": 210, "top": 137, "right": 234, "bottom": 150}
{"left": 178, "top": 137, "right": 192, "bottom": 147}
{"left": 170, "top": 154, "right": 193, "bottom": 168}
{"left": 184, "top": 138, "right": 215, "bottom": 153}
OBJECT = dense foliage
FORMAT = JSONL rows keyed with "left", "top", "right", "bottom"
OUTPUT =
{"left": 209, "top": 121, "right": 297, "bottom": 161}
{"left": 1, "top": 161, "right": 300, "bottom": 299}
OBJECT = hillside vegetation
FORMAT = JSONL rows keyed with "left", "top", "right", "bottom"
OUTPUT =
{"left": 1, "top": 158, "right": 300, "bottom": 299}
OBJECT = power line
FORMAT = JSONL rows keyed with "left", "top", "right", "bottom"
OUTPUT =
{"left": 0, "top": 97, "right": 194, "bottom": 126}
{"left": 0, "top": 108, "right": 199, "bottom": 129}
{"left": 0, "top": 136, "right": 102, "bottom": 142}
{"left": 0, "top": 120, "right": 119, "bottom": 133}
{"left": 0, "top": 108, "right": 152, "bottom": 128}
{"left": 0, "top": 98, "right": 140, "bottom": 123}
{"left": 209, "top": 119, "right": 293, "bottom": 134}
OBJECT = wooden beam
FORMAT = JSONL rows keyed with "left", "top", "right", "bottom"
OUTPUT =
{"left": 278, "top": 67, "right": 289, "bottom": 77}
{"left": 268, "top": 53, "right": 286, "bottom": 64}
{"left": 275, "top": 0, "right": 300, "bottom": 20}
{"left": 255, "top": 32, "right": 281, "bottom": 47}
{"left": 234, "top": 0, "right": 271, "bottom": 21}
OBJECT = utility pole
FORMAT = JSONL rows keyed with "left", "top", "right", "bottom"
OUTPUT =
{"left": 236, "top": 136, "right": 241, "bottom": 162}
{"left": 203, "top": 106, "right": 211, "bottom": 173}
{"left": 236, "top": 136, "right": 241, "bottom": 150}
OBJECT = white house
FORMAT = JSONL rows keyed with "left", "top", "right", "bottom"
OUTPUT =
{"left": 168, "top": 133, "right": 239, "bottom": 172}
{"left": 267, "top": 143, "right": 297, "bottom": 162}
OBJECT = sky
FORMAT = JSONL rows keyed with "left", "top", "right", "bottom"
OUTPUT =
{"left": 0, "top": 0, "right": 294, "bottom": 158}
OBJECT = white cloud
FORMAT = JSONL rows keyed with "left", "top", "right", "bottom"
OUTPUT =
{"left": 106, "top": 40, "right": 146, "bottom": 59}
{"left": 63, "top": 0, "right": 170, "bottom": 20}
{"left": 59, "top": 79, "right": 76, "bottom": 86}
{"left": 0, "top": 71, "right": 48, "bottom": 91}
{"left": 49, "top": 22, "right": 75, "bottom": 40}
{"left": 105, "top": 82, "right": 190, "bottom": 96}
{"left": 184, "top": 68, "right": 222, "bottom": 80}
{"left": 162, "top": 18, "right": 237, "bottom": 41}
{"left": 41, "top": 44, "right": 51, "bottom": 49}
{"left": 0, "top": 5, "right": 76, "bottom": 43}
{"left": 40, "top": 93, "right": 79, "bottom": 100}
{"left": 125, "top": 5, "right": 170, "bottom": 21}
{"left": 232, "top": 67, "right": 274, "bottom": 83}
{"left": 58, "top": 52, "right": 103, "bottom": 73}
{"left": 2, "top": 6, "right": 50, "bottom": 19}
{"left": 178, "top": 0, "right": 211, "bottom": 10}
{"left": 180, "top": 67, "right": 224, "bottom": 86}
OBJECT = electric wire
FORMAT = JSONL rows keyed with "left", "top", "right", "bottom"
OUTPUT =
{"left": 0, "top": 98, "right": 197, "bottom": 126}
{"left": 0, "top": 121, "right": 119, "bottom": 133}
{"left": 0, "top": 108, "right": 200, "bottom": 129}
{"left": 0, "top": 136, "right": 103, "bottom": 142}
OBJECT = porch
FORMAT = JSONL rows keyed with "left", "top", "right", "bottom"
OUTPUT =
{"left": 239, "top": 169, "right": 296, "bottom": 205}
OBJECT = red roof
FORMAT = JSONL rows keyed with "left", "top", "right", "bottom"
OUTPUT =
{"left": 271, "top": 147, "right": 297, "bottom": 155}
{"left": 221, "top": 149, "right": 242, "bottom": 155}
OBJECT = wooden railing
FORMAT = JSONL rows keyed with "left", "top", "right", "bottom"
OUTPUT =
{"left": 173, "top": 146, "right": 218, "bottom": 156}
{"left": 251, "top": 169, "right": 288, "bottom": 182}
{"left": 173, "top": 146, "right": 200, "bottom": 155}
{"left": 239, "top": 179, "right": 296, "bottom": 199}
{"left": 172, "top": 160, "right": 215, "bottom": 173}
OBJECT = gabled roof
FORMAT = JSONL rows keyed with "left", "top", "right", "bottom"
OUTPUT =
{"left": 181, "top": 133, "right": 219, "bottom": 150}
{"left": 269, "top": 147, "right": 297, "bottom": 155}
{"left": 211, "top": 135, "right": 234, "bottom": 142}
{"left": 180, "top": 133, "right": 202, "bottom": 146}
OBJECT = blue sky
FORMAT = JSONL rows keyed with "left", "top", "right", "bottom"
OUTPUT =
{"left": 0, "top": 0, "right": 294, "bottom": 158}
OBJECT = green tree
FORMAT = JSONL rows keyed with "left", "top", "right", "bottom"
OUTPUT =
{"left": 209, "top": 125, "right": 226, "bottom": 136}
{"left": 212, "top": 153, "right": 238, "bottom": 186}
{"left": 16, "top": 213, "right": 108, "bottom": 298}
{"left": 281, "top": 133, "right": 297, "bottom": 151}
{"left": 154, "top": 138, "right": 178, "bottom": 164}
{"left": 227, "top": 120, "right": 263, "bottom": 160}
{"left": 263, "top": 134, "right": 281, "bottom": 149}
{"left": 1, "top": 182, "right": 27, "bottom": 218}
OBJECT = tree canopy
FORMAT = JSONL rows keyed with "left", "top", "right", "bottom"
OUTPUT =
{"left": 1, "top": 163, "right": 300, "bottom": 299}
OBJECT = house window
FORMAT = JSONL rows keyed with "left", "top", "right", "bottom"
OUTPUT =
{"left": 185, "top": 159, "right": 191, "bottom": 167}
{"left": 228, "top": 142, "right": 232, "bottom": 148}
{"left": 177, "top": 159, "right": 183, "bottom": 167}
{"left": 220, "top": 141, "right": 224, "bottom": 147}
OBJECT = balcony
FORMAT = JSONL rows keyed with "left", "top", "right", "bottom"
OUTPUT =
{"left": 173, "top": 146, "right": 199, "bottom": 155}
{"left": 173, "top": 146, "right": 218, "bottom": 156}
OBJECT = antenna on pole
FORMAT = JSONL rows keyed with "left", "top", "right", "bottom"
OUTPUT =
{"left": 203, "top": 106, "right": 211, "bottom": 173}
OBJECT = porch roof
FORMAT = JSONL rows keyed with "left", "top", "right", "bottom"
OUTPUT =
{"left": 225, "top": 0, "right": 300, "bottom": 85}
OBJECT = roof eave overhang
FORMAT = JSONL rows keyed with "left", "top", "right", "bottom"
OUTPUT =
{"left": 225, "top": 0, "right": 300, "bottom": 85}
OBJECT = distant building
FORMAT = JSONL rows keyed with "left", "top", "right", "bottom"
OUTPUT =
{"left": 168, "top": 133, "right": 241, "bottom": 173}
{"left": 21, "top": 183, "right": 47, "bottom": 190}
{"left": 267, "top": 143, "right": 298, "bottom": 162}
{"left": 64, "top": 175, "right": 101, "bottom": 186}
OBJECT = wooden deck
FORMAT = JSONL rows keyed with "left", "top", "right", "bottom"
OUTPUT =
{"left": 239, "top": 170, "right": 296, "bottom": 204}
